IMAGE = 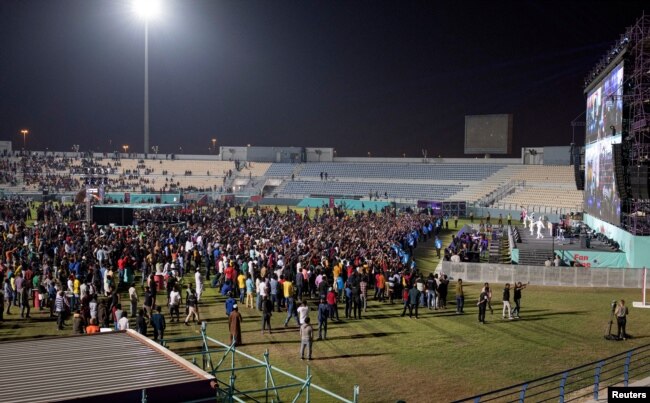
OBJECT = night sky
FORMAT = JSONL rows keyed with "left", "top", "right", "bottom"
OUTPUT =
{"left": 0, "top": 0, "right": 647, "bottom": 157}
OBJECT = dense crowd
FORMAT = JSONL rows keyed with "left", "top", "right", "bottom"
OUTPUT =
{"left": 0, "top": 153, "right": 232, "bottom": 193}
{"left": 0, "top": 197, "right": 468, "bottom": 344}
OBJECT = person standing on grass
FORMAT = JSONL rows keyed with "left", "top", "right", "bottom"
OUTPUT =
{"left": 317, "top": 298, "right": 329, "bottom": 340}
{"left": 136, "top": 308, "right": 148, "bottom": 336}
{"left": 477, "top": 287, "right": 489, "bottom": 324}
{"left": 4, "top": 278, "right": 14, "bottom": 315}
{"left": 169, "top": 285, "right": 181, "bottom": 323}
{"left": 359, "top": 275, "right": 368, "bottom": 312}
{"left": 502, "top": 283, "right": 513, "bottom": 319}
{"left": 128, "top": 283, "right": 138, "bottom": 318}
{"left": 143, "top": 286, "right": 153, "bottom": 319}
{"left": 297, "top": 300, "right": 310, "bottom": 325}
{"left": 20, "top": 282, "right": 31, "bottom": 318}
{"left": 261, "top": 295, "right": 273, "bottom": 335}
{"left": 237, "top": 271, "right": 247, "bottom": 304}
{"left": 151, "top": 305, "right": 166, "bottom": 341}
{"left": 615, "top": 299, "right": 628, "bottom": 340}
{"left": 327, "top": 287, "right": 339, "bottom": 321}
{"left": 300, "top": 317, "right": 314, "bottom": 361}
{"left": 455, "top": 279, "right": 465, "bottom": 314}
{"left": 481, "top": 282, "right": 493, "bottom": 315}
{"left": 195, "top": 268, "right": 204, "bottom": 302}
{"left": 512, "top": 281, "right": 528, "bottom": 318}
{"left": 245, "top": 274, "right": 255, "bottom": 309}
{"left": 229, "top": 304, "right": 243, "bottom": 346}
{"left": 408, "top": 284, "right": 421, "bottom": 319}
{"left": 55, "top": 290, "right": 69, "bottom": 330}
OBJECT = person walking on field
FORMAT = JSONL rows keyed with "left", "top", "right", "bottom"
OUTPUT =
{"left": 300, "top": 317, "right": 314, "bottom": 360}
{"left": 502, "top": 283, "right": 513, "bottom": 320}
{"left": 184, "top": 288, "right": 200, "bottom": 325}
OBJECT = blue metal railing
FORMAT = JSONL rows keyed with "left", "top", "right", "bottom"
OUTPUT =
{"left": 454, "top": 344, "right": 650, "bottom": 402}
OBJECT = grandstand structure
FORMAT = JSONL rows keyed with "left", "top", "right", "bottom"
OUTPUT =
{"left": 0, "top": 147, "right": 581, "bottom": 216}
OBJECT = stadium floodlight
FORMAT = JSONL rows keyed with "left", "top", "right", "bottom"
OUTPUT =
{"left": 133, "top": 0, "right": 162, "bottom": 20}
{"left": 132, "top": 0, "right": 162, "bottom": 154}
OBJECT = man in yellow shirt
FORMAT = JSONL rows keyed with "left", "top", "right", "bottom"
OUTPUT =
{"left": 237, "top": 272, "right": 247, "bottom": 304}
{"left": 283, "top": 279, "right": 294, "bottom": 301}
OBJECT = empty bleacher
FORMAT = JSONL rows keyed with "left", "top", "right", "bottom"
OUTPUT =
{"left": 277, "top": 180, "right": 465, "bottom": 200}
{"left": 265, "top": 163, "right": 298, "bottom": 177}
{"left": 298, "top": 163, "right": 506, "bottom": 181}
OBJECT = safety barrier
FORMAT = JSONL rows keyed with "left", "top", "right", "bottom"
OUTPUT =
{"left": 161, "top": 323, "right": 359, "bottom": 403}
{"left": 454, "top": 343, "right": 650, "bottom": 402}
{"left": 441, "top": 261, "right": 648, "bottom": 288}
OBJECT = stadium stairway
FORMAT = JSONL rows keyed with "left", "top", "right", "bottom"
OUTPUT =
{"left": 514, "top": 224, "right": 555, "bottom": 265}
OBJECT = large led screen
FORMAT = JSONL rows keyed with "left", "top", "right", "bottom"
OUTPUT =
{"left": 586, "top": 63, "right": 623, "bottom": 144}
{"left": 585, "top": 134, "right": 621, "bottom": 225}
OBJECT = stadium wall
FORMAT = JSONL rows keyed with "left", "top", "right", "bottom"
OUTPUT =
{"left": 441, "top": 261, "right": 650, "bottom": 288}
{"left": 583, "top": 214, "right": 650, "bottom": 268}
{"left": 543, "top": 146, "right": 571, "bottom": 165}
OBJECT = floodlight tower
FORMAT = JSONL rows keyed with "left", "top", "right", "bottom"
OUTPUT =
{"left": 133, "top": 0, "right": 161, "bottom": 154}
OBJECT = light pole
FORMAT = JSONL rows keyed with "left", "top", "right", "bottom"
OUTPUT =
{"left": 151, "top": 145, "right": 159, "bottom": 159}
{"left": 211, "top": 138, "right": 217, "bottom": 154}
{"left": 20, "top": 129, "right": 29, "bottom": 149}
{"left": 133, "top": 0, "right": 161, "bottom": 154}
{"left": 123, "top": 144, "right": 129, "bottom": 156}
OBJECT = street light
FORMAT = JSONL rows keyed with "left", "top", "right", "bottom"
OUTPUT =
{"left": 211, "top": 138, "right": 217, "bottom": 154}
{"left": 20, "top": 129, "right": 29, "bottom": 149}
{"left": 133, "top": 0, "right": 162, "bottom": 153}
{"left": 123, "top": 144, "right": 129, "bottom": 155}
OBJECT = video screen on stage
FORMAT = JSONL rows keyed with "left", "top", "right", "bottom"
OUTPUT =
{"left": 585, "top": 134, "right": 621, "bottom": 225}
{"left": 586, "top": 63, "right": 623, "bottom": 144}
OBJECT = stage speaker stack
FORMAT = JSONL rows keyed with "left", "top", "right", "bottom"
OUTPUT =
{"left": 612, "top": 143, "right": 629, "bottom": 198}
{"left": 630, "top": 165, "right": 650, "bottom": 200}
{"left": 573, "top": 147, "right": 584, "bottom": 190}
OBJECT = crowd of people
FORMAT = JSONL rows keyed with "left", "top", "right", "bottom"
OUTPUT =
{"left": 0, "top": 194, "right": 540, "bottom": 363}
{"left": 0, "top": 153, "right": 235, "bottom": 193}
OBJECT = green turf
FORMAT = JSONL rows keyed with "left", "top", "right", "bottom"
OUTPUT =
{"left": 2, "top": 215, "right": 649, "bottom": 402}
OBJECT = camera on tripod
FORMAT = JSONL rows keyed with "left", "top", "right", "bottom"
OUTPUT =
{"left": 605, "top": 300, "right": 620, "bottom": 341}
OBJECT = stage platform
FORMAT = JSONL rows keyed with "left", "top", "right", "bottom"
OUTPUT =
{"left": 92, "top": 203, "right": 181, "bottom": 226}
{"left": 512, "top": 224, "right": 626, "bottom": 267}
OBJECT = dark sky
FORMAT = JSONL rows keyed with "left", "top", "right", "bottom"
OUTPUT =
{"left": 0, "top": 0, "right": 647, "bottom": 157}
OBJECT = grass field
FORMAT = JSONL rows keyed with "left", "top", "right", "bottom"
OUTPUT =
{"left": 2, "top": 214, "right": 650, "bottom": 402}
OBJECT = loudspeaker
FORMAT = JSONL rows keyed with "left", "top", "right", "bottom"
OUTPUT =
{"left": 573, "top": 147, "right": 584, "bottom": 190}
{"left": 612, "top": 144, "right": 628, "bottom": 198}
{"left": 630, "top": 165, "right": 649, "bottom": 199}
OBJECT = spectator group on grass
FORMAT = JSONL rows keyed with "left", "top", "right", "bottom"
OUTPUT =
{"left": 0, "top": 195, "right": 513, "bottom": 360}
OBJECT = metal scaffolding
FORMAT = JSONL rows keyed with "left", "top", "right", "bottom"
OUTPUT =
{"left": 161, "top": 323, "right": 360, "bottom": 403}
{"left": 622, "top": 14, "right": 650, "bottom": 234}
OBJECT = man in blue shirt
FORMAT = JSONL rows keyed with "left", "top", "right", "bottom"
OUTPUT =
{"left": 317, "top": 298, "right": 329, "bottom": 340}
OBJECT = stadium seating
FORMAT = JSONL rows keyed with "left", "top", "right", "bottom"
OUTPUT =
{"left": 277, "top": 180, "right": 465, "bottom": 200}
{"left": 298, "top": 162, "right": 506, "bottom": 181}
